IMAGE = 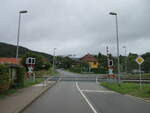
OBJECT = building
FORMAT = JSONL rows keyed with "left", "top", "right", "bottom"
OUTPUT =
{"left": 80, "top": 54, "right": 99, "bottom": 70}
{"left": 0, "top": 58, "right": 21, "bottom": 65}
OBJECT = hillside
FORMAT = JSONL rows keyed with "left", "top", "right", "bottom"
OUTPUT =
{"left": 0, "top": 42, "right": 53, "bottom": 61}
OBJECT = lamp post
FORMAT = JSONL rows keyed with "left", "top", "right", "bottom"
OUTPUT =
{"left": 53, "top": 48, "right": 57, "bottom": 71}
{"left": 16, "top": 10, "right": 28, "bottom": 64}
{"left": 123, "top": 46, "right": 127, "bottom": 74}
{"left": 109, "top": 12, "right": 120, "bottom": 84}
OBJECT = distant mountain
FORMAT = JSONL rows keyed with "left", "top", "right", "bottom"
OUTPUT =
{"left": 0, "top": 42, "right": 53, "bottom": 61}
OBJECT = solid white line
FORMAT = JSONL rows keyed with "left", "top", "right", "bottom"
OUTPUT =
{"left": 81, "top": 90, "right": 115, "bottom": 93}
{"left": 76, "top": 82, "right": 98, "bottom": 113}
{"left": 126, "top": 94, "right": 150, "bottom": 103}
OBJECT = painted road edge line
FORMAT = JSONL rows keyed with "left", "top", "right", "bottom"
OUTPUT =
{"left": 14, "top": 81, "right": 58, "bottom": 113}
{"left": 125, "top": 94, "right": 150, "bottom": 103}
{"left": 76, "top": 82, "right": 98, "bottom": 113}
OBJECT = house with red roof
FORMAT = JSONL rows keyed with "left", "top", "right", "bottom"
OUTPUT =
{"left": 0, "top": 58, "right": 21, "bottom": 65}
{"left": 80, "top": 54, "right": 99, "bottom": 70}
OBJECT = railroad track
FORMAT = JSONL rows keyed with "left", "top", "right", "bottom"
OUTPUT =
{"left": 36, "top": 76, "right": 150, "bottom": 83}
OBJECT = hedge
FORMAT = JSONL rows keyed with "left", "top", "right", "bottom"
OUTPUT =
{"left": 0, "top": 64, "right": 10, "bottom": 92}
{"left": 14, "top": 66, "right": 25, "bottom": 88}
{"left": 70, "top": 67, "right": 81, "bottom": 73}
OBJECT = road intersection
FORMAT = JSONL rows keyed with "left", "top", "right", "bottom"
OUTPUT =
{"left": 22, "top": 70, "right": 150, "bottom": 113}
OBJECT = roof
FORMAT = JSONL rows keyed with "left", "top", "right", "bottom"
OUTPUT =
{"left": 80, "top": 54, "right": 97, "bottom": 62}
{"left": 0, "top": 58, "right": 21, "bottom": 64}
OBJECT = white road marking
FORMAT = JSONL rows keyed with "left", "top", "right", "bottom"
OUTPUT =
{"left": 76, "top": 82, "right": 98, "bottom": 113}
{"left": 126, "top": 94, "right": 150, "bottom": 103}
{"left": 96, "top": 77, "right": 98, "bottom": 84}
{"left": 81, "top": 90, "right": 115, "bottom": 93}
{"left": 34, "top": 84, "right": 47, "bottom": 87}
{"left": 34, "top": 81, "right": 51, "bottom": 87}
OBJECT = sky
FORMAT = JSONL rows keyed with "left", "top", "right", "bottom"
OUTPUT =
{"left": 0, "top": 0, "right": 150, "bottom": 57}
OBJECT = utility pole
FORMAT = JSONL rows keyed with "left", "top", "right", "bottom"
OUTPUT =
{"left": 16, "top": 10, "right": 28, "bottom": 64}
{"left": 106, "top": 46, "right": 110, "bottom": 70}
{"left": 109, "top": 12, "right": 120, "bottom": 84}
{"left": 123, "top": 46, "right": 127, "bottom": 74}
{"left": 53, "top": 48, "right": 56, "bottom": 71}
{"left": 106, "top": 46, "right": 110, "bottom": 80}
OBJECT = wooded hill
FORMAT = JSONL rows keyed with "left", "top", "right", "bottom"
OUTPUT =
{"left": 0, "top": 42, "right": 53, "bottom": 61}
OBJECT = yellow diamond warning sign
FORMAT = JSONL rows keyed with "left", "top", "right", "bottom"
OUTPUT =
{"left": 136, "top": 56, "right": 144, "bottom": 65}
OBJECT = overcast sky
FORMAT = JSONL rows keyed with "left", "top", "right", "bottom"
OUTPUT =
{"left": 0, "top": 0, "right": 150, "bottom": 57}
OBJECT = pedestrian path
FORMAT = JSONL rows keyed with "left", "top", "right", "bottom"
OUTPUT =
{"left": 0, "top": 81, "right": 55, "bottom": 113}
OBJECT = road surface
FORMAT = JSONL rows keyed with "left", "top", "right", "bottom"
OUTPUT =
{"left": 22, "top": 70, "right": 150, "bottom": 113}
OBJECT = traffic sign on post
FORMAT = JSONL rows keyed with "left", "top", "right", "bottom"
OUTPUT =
{"left": 135, "top": 56, "right": 144, "bottom": 89}
{"left": 136, "top": 56, "right": 144, "bottom": 65}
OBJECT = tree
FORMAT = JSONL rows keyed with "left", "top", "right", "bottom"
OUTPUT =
{"left": 95, "top": 52, "right": 108, "bottom": 73}
{"left": 142, "top": 52, "right": 150, "bottom": 73}
{"left": 56, "top": 56, "right": 74, "bottom": 69}
{"left": 21, "top": 52, "right": 45, "bottom": 71}
{"left": 127, "top": 53, "right": 138, "bottom": 73}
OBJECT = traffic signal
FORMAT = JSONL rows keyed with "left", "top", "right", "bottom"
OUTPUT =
{"left": 109, "top": 60, "right": 113, "bottom": 66}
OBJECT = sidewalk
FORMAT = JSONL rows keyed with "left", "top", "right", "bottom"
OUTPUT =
{"left": 0, "top": 80, "right": 57, "bottom": 113}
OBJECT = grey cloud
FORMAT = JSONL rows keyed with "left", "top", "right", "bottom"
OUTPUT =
{"left": 0, "top": 0, "right": 150, "bottom": 57}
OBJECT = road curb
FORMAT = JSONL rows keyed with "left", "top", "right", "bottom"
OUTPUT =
{"left": 125, "top": 94, "right": 150, "bottom": 103}
{"left": 14, "top": 81, "right": 58, "bottom": 113}
{"left": 100, "top": 84, "right": 150, "bottom": 103}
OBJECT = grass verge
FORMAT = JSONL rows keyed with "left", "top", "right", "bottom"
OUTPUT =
{"left": 0, "top": 78, "right": 43, "bottom": 99}
{"left": 128, "top": 73, "right": 150, "bottom": 78}
{"left": 35, "top": 68, "right": 58, "bottom": 76}
{"left": 101, "top": 82, "right": 150, "bottom": 100}
{"left": 0, "top": 68, "right": 58, "bottom": 99}
{"left": 24, "top": 78, "right": 43, "bottom": 88}
{"left": 0, "top": 89, "right": 17, "bottom": 99}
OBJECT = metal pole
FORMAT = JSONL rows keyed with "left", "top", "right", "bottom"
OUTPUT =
{"left": 16, "top": 10, "right": 27, "bottom": 64}
{"left": 16, "top": 13, "right": 21, "bottom": 63}
{"left": 106, "top": 46, "right": 110, "bottom": 80}
{"left": 115, "top": 15, "right": 120, "bottom": 84}
{"left": 53, "top": 48, "right": 56, "bottom": 71}
{"left": 106, "top": 46, "right": 109, "bottom": 69}
{"left": 125, "top": 47, "right": 127, "bottom": 74}
{"left": 139, "top": 64, "right": 142, "bottom": 89}
{"left": 123, "top": 46, "right": 127, "bottom": 74}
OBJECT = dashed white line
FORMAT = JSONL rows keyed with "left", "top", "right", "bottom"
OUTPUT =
{"left": 76, "top": 82, "right": 98, "bottom": 113}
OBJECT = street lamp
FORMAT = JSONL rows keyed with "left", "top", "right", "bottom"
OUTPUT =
{"left": 53, "top": 48, "right": 57, "bottom": 71}
{"left": 109, "top": 12, "right": 120, "bottom": 84}
{"left": 16, "top": 10, "right": 28, "bottom": 64}
{"left": 123, "top": 46, "right": 127, "bottom": 74}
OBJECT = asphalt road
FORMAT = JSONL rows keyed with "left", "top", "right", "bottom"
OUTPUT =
{"left": 22, "top": 70, "right": 150, "bottom": 113}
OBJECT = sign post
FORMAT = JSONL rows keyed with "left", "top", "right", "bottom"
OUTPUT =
{"left": 135, "top": 56, "right": 144, "bottom": 89}
{"left": 26, "top": 57, "right": 36, "bottom": 81}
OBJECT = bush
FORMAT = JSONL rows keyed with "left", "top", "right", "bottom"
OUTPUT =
{"left": 70, "top": 67, "right": 81, "bottom": 73}
{"left": 91, "top": 67, "right": 107, "bottom": 74}
{"left": 14, "top": 66, "right": 25, "bottom": 88}
{"left": 0, "top": 64, "right": 10, "bottom": 92}
{"left": 42, "top": 62, "right": 51, "bottom": 70}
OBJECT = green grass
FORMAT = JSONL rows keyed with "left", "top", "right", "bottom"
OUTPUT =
{"left": 128, "top": 73, "right": 150, "bottom": 78}
{"left": 0, "top": 68, "right": 56, "bottom": 99}
{"left": 0, "top": 78, "right": 43, "bottom": 99}
{"left": 0, "top": 89, "right": 17, "bottom": 99}
{"left": 35, "top": 68, "right": 58, "bottom": 76}
{"left": 101, "top": 82, "right": 150, "bottom": 100}
{"left": 0, "top": 68, "right": 57, "bottom": 99}
{"left": 24, "top": 78, "right": 43, "bottom": 88}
